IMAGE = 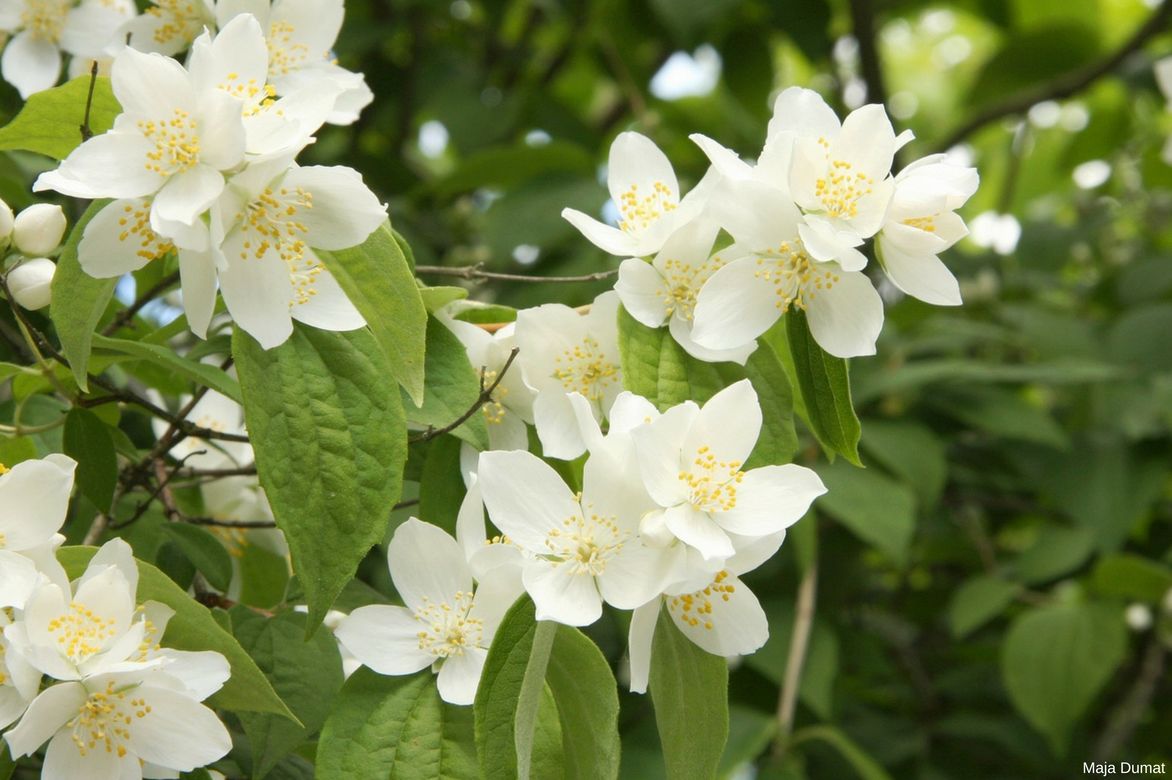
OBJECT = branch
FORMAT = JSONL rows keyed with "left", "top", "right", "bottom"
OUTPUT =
{"left": 775, "top": 560, "right": 818, "bottom": 756}
{"left": 415, "top": 264, "right": 618, "bottom": 284}
{"left": 409, "top": 347, "right": 519, "bottom": 443}
{"left": 102, "top": 270, "right": 181, "bottom": 336}
{"left": 1094, "top": 637, "right": 1167, "bottom": 762}
{"left": 80, "top": 60, "right": 98, "bottom": 141}
{"left": 848, "top": 0, "right": 888, "bottom": 108}
{"left": 931, "top": 2, "right": 1172, "bottom": 153}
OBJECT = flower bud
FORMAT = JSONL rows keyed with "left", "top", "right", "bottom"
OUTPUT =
{"left": 6, "top": 257, "right": 56, "bottom": 310}
{"left": 1125, "top": 603, "right": 1153, "bottom": 632}
{"left": 13, "top": 203, "right": 67, "bottom": 256}
{"left": 0, "top": 198, "right": 13, "bottom": 244}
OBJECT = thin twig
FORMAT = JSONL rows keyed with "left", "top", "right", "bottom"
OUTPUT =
{"left": 848, "top": 0, "right": 888, "bottom": 108}
{"left": 775, "top": 560, "right": 818, "bottom": 757}
{"left": 409, "top": 347, "right": 519, "bottom": 443}
{"left": 1094, "top": 638, "right": 1167, "bottom": 761}
{"left": 183, "top": 516, "right": 277, "bottom": 529}
{"left": 80, "top": 60, "right": 98, "bottom": 141}
{"left": 931, "top": 1, "right": 1172, "bottom": 153}
{"left": 102, "top": 271, "right": 181, "bottom": 336}
{"left": 415, "top": 264, "right": 618, "bottom": 284}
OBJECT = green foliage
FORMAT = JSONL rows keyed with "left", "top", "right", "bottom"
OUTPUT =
{"left": 404, "top": 316, "right": 489, "bottom": 449}
{"left": 0, "top": 76, "right": 120, "bottom": 159}
{"left": 57, "top": 546, "right": 295, "bottom": 722}
{"left": 545, "top": 623, "right": 622, "bottom": 780}
{"left": 233, "top": 325, "right": 407, "bottom": 629}
{"left": 783, "top": 312, "right": 862, "bottom": 466}
{"left": 62, "top": 406, "right": 117, "bottom": 512}
{"left": 91, "top": 333, "right": 242, "bottom": 402}
{"left": 49, "top": 201, "right": 115, "bottom": 391}
{"left": 617, "top": 305, "right": 726, "bottom": 409}
{"left": 158, "top": 523, "right": 234, "bottom": 592}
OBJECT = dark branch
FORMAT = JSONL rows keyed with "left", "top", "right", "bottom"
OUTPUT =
{"left": 80, "top": 61, "right": 99, "bottom": 141}
{"left": 848, "top": 0, "right": 888, "bottom": 108}
{"left": 415, "top": 264, "right": 618, "bottom": 284}
{"left": 409, "top": 347, "right": 519, "bottom": 443}
{"left": 931, "top": 2, "right": 1172, "bottom": 154}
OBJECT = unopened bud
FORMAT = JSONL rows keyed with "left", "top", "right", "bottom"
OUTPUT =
{"left": 6, "top": 257, "right": 56, "bottom": 310}
{"left": 13, "top": 204, "right": 66, "bottom": 256}
{"left": 1125, "top": 603, "right": 1153, "bottom": 632}
{"left": 0, "top": 198, "right": 13, "bottom": 244}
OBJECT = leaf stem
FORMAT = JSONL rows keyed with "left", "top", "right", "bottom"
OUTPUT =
{"left": 775, "top": 558, "right": 818, "bottom": 757}
{"left": 415, "top": 264, "right": 618, "bottom": 284}
{"left": 515, "top": 619, "right": 557, "bottom": 779}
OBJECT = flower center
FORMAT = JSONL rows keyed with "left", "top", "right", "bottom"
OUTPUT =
{"left": 551, "top": 336, "right": 619, "bottom": 400}
{"left": 115, "top": 200, "right": 175, "bottom": 262}
{"left": 47, "top": 602, "right": 120, "bottom": 665}
{"left": 68, "top": 680, "right": 149, "bottom": 759}
{"left": 240, "top": 185, "right": 322, "bottom": 305}
{"left": 146, "top": 0, "right": 205, "bottom": 47}
{"left": 667, "top": 570, "right": 735, "bottom": 630}
{"left": 680, "top": 445, "right": 743, "bottom": 513}
{"left": 902, "top": 215, "right": 936, "bottom": 232}
{"left": 617, "top": 181, "right": 676, "bottom": 234}
{"left": 543, "top": 504, "right": 626, "bottom": 576}
{"left": 657, "top": 254, "right": 727, "bottom": 321}
{"left": 218, "top": 72, "right": 278, "bottom": 114}
{"left": 753, "top": 241, "right": 840, "bottom": 312}
{"left": 414, "top": 592, "right": 483, "bottom": 659}
{"left": 268, "top": 20, "right": 313, "bottom": 77}
{"left": 138, "top": 109, "right": 201, "bottom": 176}
{"left": 481, "top": 369, "right": 509, "bottom": 425}
{"left": 813, "top": 139, "right": 875, "bottom": 219}
{"left": 21, "top": 0, "right": 71, "bottom": 43}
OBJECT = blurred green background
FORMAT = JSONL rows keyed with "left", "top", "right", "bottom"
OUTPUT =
{"left": 5, "top": 0, "right": 1172, "bottom": 777}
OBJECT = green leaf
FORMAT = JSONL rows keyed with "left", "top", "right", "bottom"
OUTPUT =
{"left": 403, "top": 317, "right": 489, "bottom": 449}
{"left": 232, "top": 609, "right": 345, "bottom": 778}
{"left": 815, "top": 460, "right": 916, "bottom": 565}
{"left": 91, "top": 334, "right": 242, "bottom": 403}
{"left": 0, "top": 741, "right": 14, "bottom": 780}
{"left": 0, "top": 75, "right": 120, "bottom": 159}
{"left": 1001, "top": 601, "right": 1128, "bottom": 755}
{"left": 743, "top": 337, "right": 798, "bottom": 468}
{"left": 50, "top": 201, "right": 116, "bottom": 391}
{"left": 784, "top": 310, "right": 861, "bottom": 466}
{"left": 948, "top": 576, "right": 1020, "bottom": 638}
{"left": 158, "top": 523, "right": 234, "bottom": 593}
{"left": 316, "top": 221, "right": 428, "bottom": 404}
{"left": 858, "top": 421, "right": 948, "bottom": 508}
{"left": 1011, "top": 526, "right": 1096, "bottom": 585}
{"left": 1090, "top": 554, "right": 1172, "bottom": 603}
{"left": 418, "top": 435, "right": 467, "bottom": 535}
{"left": 233, "top": 325, "right": 407, "bottom": 628}
{"left": 62, "top": 407, "right": 117, "bottom": 512}
{"left": 545, "top": 625, "right": 621, "bottom": 780}
{"left": 617, "top": 306, "right": 728, "bottom": 410}
{"left": 475, "top": 597, "right": 565, "bottom": 780}
{"left": 789, "top": 725, "right": 895, "bottom": 780}
{"left": 648, "top": 605, "right": 729, "bottom": 780}
{"left": 318, "top": 669, "right": 477, "bottom": 779}
{"left": 418, "top": 284, "right": 468, "bottom": 313}
{"left": 57, "top": 546, "right": 295, "bottom": 722}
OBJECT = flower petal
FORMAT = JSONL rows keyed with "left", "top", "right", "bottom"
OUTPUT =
{"left": 178, "top": 248, "right": 219, "bottom": 338}
{"left": 334, "top": 605, "right": 434, "bottom": 675}
{"left": 477, "top": 450, "right": 579, "bottom": 552}
{"left": 690, "top": 256, "right": 783, "bottom": 350}
{"left": 151, "top": 164, "right": 223, "bottom": 226}
{"left": 715, "top": 464, "right": 826, "bottom": 536}
{"left": 626, "top": 600, "right": 660, "bottom": 693}
{"left": 3, "top": 682, "right": 85, "bottom": 757}
{"left": 561, "top": 208, "right": 637, "bottom": 257}
{"left": 522, "top": 562, "right": 601, "bottom": 627}
{"left": 127, "top": 685, "right": 233, "bottom": 771}
{"left": 1, "top": 31, "right": 61, "bottom": 99}
{"left": 667, "top": 572, "right": 767, "bottom": 656}
{"left": 682, "top": 379, "right": 761, "bottom": 468}
{"left": 615, "top": 258, "right": 668, "bottom": 328}
{"left": 34, "top": 132, "right": 164, "bottom": 199}
{"left": 435, "top": 648, "right": 487, "bottom": 706}
{"left": 217, "top": 231, "right": 295, "bottom": 349}
{"left": 281, "top": 165, "right": 386, "bottom": 249}
{"left": 288, "top": 259, "right": 365, "bottom": 332}
{"left": 805, "top": 268, "right": 883, "bottom": 358}
{"left": 878, "top": 238, "right": 961, "bottom": 306}
{"left": 0, "top": 455, "right": 75, "bottom": 550}
{"left": 663, "top": 504, "right": 734, "bottom": 561}
{"left": 387, "top": 518, "right": 472, "bottom": 613}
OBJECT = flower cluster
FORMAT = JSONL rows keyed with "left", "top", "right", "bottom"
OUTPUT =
{"left": 31, "top": 4, "right": 385, "bottom": 349}
{"left": 0, "top": 199, "right": 67, "bottom": 311}
{"left": 568, "top": 88, "right": 979, "bottom": 360}
{"left": 0, "top": 455, "right": 233, "bottom": 779}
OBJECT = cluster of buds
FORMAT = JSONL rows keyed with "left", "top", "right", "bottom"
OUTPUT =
{"left": 1, "top": 199, "right": 67, "bottom": 311}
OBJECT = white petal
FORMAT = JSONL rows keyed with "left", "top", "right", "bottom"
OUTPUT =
{"left": 152, "top": 165, "right": 223, "bottom": 226}
{"left": 0, "top": 455, "right": 75, "bottom": 550}
{"left": 689, "top": 133, "right": 754, "bottom": 181}
{"left": 690, "top": 256, "right": 782, "bottom": 350}
{"left": 178, "top": 248, "right": 219, "bottom": 338}
{"left": 127, "top": 686, "right": 232, "bottom": 771}
{"left": 43, "top": 728, "right": 126, "bottom": 779}
{"left": 153, "top": 649, "right": 230, "bottom": 700}
{"left": 663, "top": 504, "right": 734, "bottom": 561}
{"left": 615, "top": 258, "right": 669, "bottom": 328}
{"left": 288, "top": 260, "right": 365, "bottom": 331}
{"left": 561, "top": 208, "right": 637, "bottom": 257}
{"left": 626, "top": 600, "right": 660, "bottom": 693}
{"left": 112, "top": 47, "right": 194, "bottom": 117}
{"left": 4, "top": 682, "right": 85, "bottom": 757}
{"left": 217, "top": 230, "right": 295, "bottom": 349}
{"left": 715, "top": 464, "right": 826, "bottom": 536}
{"left": 835, "top": 104, "right": 897, "bottom": 180}
{"left": 33, "top": 133, "right": 164, "bottom": 199}
{"left": 280, "top": 166, "right": 386, "bottom": 249}
{"left": 667, "top": 573, "right": 767, "bottom": 656}
{"left": 797, "top": 218, "right": 866, "bottom": 270}
{"left": 477, "top": 450, "right": 579, "bottom": 552}
{"left": 532, "top": 391, "right": 588, "bottom": 460}
{"left": 78, "top": 199, "right": 162, "bottom": 277}
{"left": 436, "top": 648, "right": 487, "bottom": 706}
{"left": 2, "top": 30, "right": 60, "bottom": 98}
{"left": 669, "top": 315, "right": 754, "bottom": 365}
{"left": 188, "top": 14, "right": 267, "bottom": 96}
{"left": 767, "top": 87, "right": 840, "bottom": 142}
{"left": 60, "top": 4, "right": 131, "bottom": 59}
{"left": 523, "top": 562, "right": 601, "bottom": 627}
{"left": 608, "top": 131, "right": 678, "bottom": 207}
{"left": 0, "top": 551, "right": 38, "bottom": 609}
{"left": 707, "top": 179, "right": 801, "bottom": 250}
{"left": 682, "top": 379, "right": 761, "bottom": 467}
{"left": 878, "top": 238, "right": 961, "bottom": 306}
{"left": 805, "top": 269, "right": 883, "bottom": 358}
{"left": 387, "top": 518, "right": 473, "bottom": 613}
{"left": 631, "top": 402, "right": 698, "bottom": 507}
{"left": 195, "top": 88, "right": 247, "bottom": 171}
{"left": 598, "top": 542, "right": 682, "bottom": 610}
{"left": 468, "top": 566, "right": 524, "bottom": 641}
{"left": 335, "top": 605, "right": 434, "bottom": 675}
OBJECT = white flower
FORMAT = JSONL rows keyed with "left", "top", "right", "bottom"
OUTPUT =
{"left": 0, "top": 609, "right": 41, "bottom": 730}
{"left": 0, "top": 0, "right": 133, "bottom": 98}
{"left": 3, "top": 667, "right": 231, "bottom": 779}
{"left": 562, "top": 131, "right": 710, "bottom": 258}
{"left": 216, "top": 0, "right": 374, "bottom": 125}
{"left": 34, "top": 45, "right": 246, "bottom": 230}
{"left": 630, "top": 380, "right": 825, "bottom": 561}
{"left": 335, "top": 518, "right": 523, "bottom": 705}
{"left": 615, "top": 218, "right": 755, "bottom": 365}
{"left": 514, "top": 291, "right": 622, "bottom": 459}
{"left": 151, "top": 388, "right": 254, "bottom": 470}
{"left": 686, "top": 173, "right": 885, "bottom": 358}
{"left": 875, "top": 154, "right": 978, "bottom": 306}
{"left": 5, "top": 256, "right": 56, "bottom": 310}
{"left": 768, "top": 86, "right": 903, "bottom": 268}
{"left": 442, "top": 316, "right": 535, "bottom": 457}
{"left": 0, "top": 196, "right": 13, "bottom": 242}
{"left": 123, "top": 0, "right": 214, "bottom": 56}
{"left": 626, "top": 531, "right": 786, "bottom": 693}
{"left": 968, "top": 210, "right": 1020, "bottom": 256}
{"left": 12, "top": 203, "right": 66, "bottom": 255}
{"left": 0, "top": 454, "right": 76, "bottom": 609}
{"left": 213, "top": 156, "right": 385, "bottom": 348}
{"left": 477, "top": 449, "right": 680, "bottom": 627}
